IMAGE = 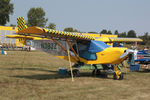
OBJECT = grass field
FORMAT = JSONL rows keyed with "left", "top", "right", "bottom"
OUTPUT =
{"left": 0, "top": 51, "right": 150, "bottom": 100}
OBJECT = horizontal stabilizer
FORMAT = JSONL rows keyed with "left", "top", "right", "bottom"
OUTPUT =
{"left": 6, "top": 35, "right": 34, "bottom": 39}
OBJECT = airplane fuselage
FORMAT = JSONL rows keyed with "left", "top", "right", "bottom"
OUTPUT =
{"left": 58, "top": 47, "right": 128, "bottom": 65}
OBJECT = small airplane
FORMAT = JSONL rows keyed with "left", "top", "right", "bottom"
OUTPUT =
{"left": 136, "top": 49, "right": 150, "bottom": 65}
{"left": 7, "top": 17, "right": 143, "bottom": 80}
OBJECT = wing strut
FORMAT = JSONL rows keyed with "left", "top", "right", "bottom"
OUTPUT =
{"left": 52, "top": 38, "right": 78, "bottom": 61}
{"left": 66, "top": 39, "right": 80, "bottom": 61}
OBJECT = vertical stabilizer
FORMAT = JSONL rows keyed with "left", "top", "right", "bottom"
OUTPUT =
{"left": 17, "top": 17, "right": 27, "bottom": 45}
{"left": 17, "top": 17, "right": 27, "bottom": 31}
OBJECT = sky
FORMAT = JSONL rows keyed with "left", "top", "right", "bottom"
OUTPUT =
{"left": 8, "top": 0, "right": 150, "bottom": 35}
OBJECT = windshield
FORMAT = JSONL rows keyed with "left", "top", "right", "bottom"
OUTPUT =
{"left": 88, "top": 40, "right": 110, "bottom": 53}
{"left": 76, "top": 40, "right": 109, "bottom": 60}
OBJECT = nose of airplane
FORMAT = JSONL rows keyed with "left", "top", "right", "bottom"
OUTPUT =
{"left": 120, "top": 49, "right": 134, "bottom": 59}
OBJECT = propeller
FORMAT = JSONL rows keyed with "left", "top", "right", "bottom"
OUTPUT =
{"left": 120, "top": 49, "right": 134, "bottom": 59}
{"left": 120, "top": 49, "right": 134, "bottom": 79}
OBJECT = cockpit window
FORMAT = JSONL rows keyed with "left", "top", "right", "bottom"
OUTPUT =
{"left": 88, "top": 40, "right": 110, "bottom": 53}
{"left": 76, "top": 40, "right": 109, "bottom": 60}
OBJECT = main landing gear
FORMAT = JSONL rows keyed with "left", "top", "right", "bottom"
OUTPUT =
{"left": 68, "top": 63, "right": 81, "bottom": 77}
{"left": 68, "top": 69, "right": 80, "bottom": 77}
{"left": 68, "top": 64, "right": 123, "bottom": 80}
{"left": 92, "top": 64, "right": 124, "bottom": 80}
{"left": 92, "top": 64, "right": 108, "bottom": 78}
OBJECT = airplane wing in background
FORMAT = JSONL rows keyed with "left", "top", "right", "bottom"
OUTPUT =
{"left": 108, "top": 37, "right": 143, "bottom": 42}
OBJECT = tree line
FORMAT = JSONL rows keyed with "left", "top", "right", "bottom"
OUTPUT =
{"left": 0, "top": 0, "right": 149, "bottom": 45}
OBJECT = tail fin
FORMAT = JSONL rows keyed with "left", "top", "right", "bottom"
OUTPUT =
{"left": 17, "top": 17, "right": 27, "bottom": 45}
{"left": 17, "top": 17, "right": 28, "bottom": 31}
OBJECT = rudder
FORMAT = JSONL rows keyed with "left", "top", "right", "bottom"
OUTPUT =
{"left": 17, "top": 17, "right": 27, "bottom": 31}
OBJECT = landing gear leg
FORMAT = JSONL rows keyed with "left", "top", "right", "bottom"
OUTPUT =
{"left": 92, "top": 64, "right": 101, "bottom": 76}
{"left": 113, "top": 65, "right": 123, "bottom": 80}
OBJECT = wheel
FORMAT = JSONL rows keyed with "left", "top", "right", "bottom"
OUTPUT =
{"left": 73, "top": 69, "right": 80, "bottom": 77}
{"left": 92, "top": 69, "right": 101, "bottom": 76}
{"left": 119, "top": 73, "right": 123, "bottom": 80}
{"left": 113, "top": 73, "right": 123, "bottom": 80}
{"left": 68, "top": 69, "right": 80, "bottom": 77}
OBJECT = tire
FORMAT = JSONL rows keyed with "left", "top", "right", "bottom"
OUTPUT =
{"left": 92, "top": 69, "right": 101, "bottom": 76}
{"left": 119, "top": 73, "right": 123, "bottom": 80}
{"left": 68, "top": 69, "right": 80, "bottom": 77}
{"left": 73, "top": 69, "right": 80, "bottom": 77}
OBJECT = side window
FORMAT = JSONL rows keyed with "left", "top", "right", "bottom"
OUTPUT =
{"left": 77, "top": 42, "right": 97, "bottom": 60}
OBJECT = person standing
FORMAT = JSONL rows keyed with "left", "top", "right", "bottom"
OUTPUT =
{"left": 134, "top": 47, "right": 138, "bottom": 61}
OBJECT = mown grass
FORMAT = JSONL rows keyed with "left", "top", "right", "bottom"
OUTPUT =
{"left": 0, "top": 51, "right": 150, "bottom": 100}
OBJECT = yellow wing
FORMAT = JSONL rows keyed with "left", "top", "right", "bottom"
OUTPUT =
{"left": 8, "top": 17, "right": 95, "bottom": 43}
{"left": 17, "top": 26, "right": 95, "bottom": 40}
{"left": 95, "top": 37, "right": 143, "bottom": 42}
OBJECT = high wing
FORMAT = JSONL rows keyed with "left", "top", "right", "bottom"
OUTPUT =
{"left": 6, "top": 17, "right": 142, "bottom": 43}
{"left": 17, "top": 26, "right": 95, "bottom": 41}
{"left": 7, "top": 17, "right": 95, "bottom": 42}
{"left": 17, "top": 27, "right": 143, "bottom": 42}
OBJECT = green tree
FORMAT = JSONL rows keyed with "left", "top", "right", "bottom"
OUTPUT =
{"left": 100, "top": 29, "right": 107, "bottom": 34}
{"left": 114, "top": 30, "right": 119, "bottom": 35}
{"left": 118, "top": 32, "right": 127, "bottom": 37}
{"left": 107, "top": 30, "right": 112, "bottom": 34}
{"left": 27, "top": 7, "right": 48, "bottom": 27}
{"left": 47, "top": 23, "right": 56, "bottom": 30}
{"left": 139, "top": 32, "right": 150, "bottom": 45}
{"left": 10, "top": 24, "right": 16, "bottom": 27}
{"left": 64, "top": 27, "right": 78, "bottom": 32}
{"left": 0, "top": 0, "right": 14, "bottom": 25}
{"left": 88, "top": 32, "right": 98, "bottom": 34}
{"left": 127, "top": 30, "right": 136, "bottom": 37}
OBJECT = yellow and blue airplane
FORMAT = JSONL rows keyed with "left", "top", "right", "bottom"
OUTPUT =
{"left": 7, "top": 17, "right": 143, "bottom": 80}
